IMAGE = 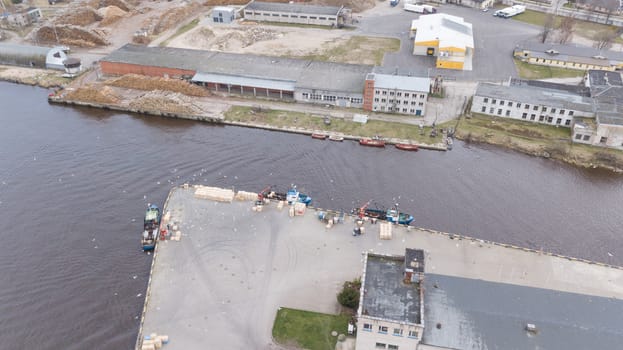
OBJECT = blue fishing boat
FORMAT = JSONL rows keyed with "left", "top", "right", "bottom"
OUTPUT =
{"left": 141, "top": 204, "right": 161, "bottom": 251}
{"left": 386, "top": 209, "right": 414, "bottom": 225}
{"left": 286, "top": 187, "right": 312, "bottom": 206}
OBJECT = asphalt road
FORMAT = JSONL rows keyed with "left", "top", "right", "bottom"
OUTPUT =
{"left": 357, "top": 4, "right": 542, "bottom": 81}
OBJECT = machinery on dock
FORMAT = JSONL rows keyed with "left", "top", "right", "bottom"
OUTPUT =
{"left": 353, "top": 201, "right": 414, "bottom": 225}
{"left": 141, "top": 204, "right": 161, "bottom": 251}
{"left": 256, "top": 185, "right": 312, "bottom": 206}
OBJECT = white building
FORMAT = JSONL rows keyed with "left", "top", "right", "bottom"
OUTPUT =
{"left": 411, "top": 14, "right": 474, "bottom": 70}
{"left": 356, "top": 249, "right": 425, "bottom": 350}
{"left": 363, "top": 73, "right": 431, "bottom": 116}
{"left": 471, "top": 80, "right": 594, "bottom": 127}
{"left": 212, "top": 6, "right": 236, "bottom": 24}
{"left": 243, "top": 1, "right": 346, "bottom": 27}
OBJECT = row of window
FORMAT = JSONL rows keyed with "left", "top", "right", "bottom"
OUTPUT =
{"left": 375, "top": 106, "right": 421, "bottom": 114}
{"left": 575, "top": 134, "right": 591, "bottom": 141}
{"left": 481, "top": 106, "right": 572, "bottom": 125}
{"left": 375, "top": 90, "right": 426, "bottom": 99}
{"left": 244, "top": 11, "right": 335, "bottom": 20}
{"left": 375, "top": 343, "right": 399, "bottom": 349}
{"left": 362, "top": 324, "right": 418, "bottom": 338}
{"left": 531, "top": 57, "right": 605, "bottom": 69}
{"left": 373, "top": 98, "right": 424, "bottom": 106}
{"left": 481, "top": 97, "right": 574, "bottom": 116}
{"left": 301, "top": 93, "right": 362, "bottom": 104}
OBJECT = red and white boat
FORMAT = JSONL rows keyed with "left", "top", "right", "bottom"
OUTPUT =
{"left": 395, "top": 143, "right": 419, "bottom": 151}
{"left": 311, "top": 133, "right": 328, "bottom": 140}
{"left": 359, "top": 138, "right": 385, "bottom": 147}
{"left": 328, "top": 134, "right": 344, "bottom": 142}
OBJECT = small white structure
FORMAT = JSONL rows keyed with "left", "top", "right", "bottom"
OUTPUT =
{"left": 212, "top": 6, "right": 235, "bottom": 24}
{"left": 0, "top": 43, "right": 71, "bottom": 70}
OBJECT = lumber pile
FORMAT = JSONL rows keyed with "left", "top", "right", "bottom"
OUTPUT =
{"left": 379, "top": 222, "right": 392, "bottom": 240}
{"left": 106, "top": 74, "right": 210, "bottom": 97}
{"left": 194, "top": 186, "right": 235, "bottom": 202}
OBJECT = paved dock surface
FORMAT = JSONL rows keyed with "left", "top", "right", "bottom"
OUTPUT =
{"left": 140, "top": 186, "right": 623, "bottom": 349}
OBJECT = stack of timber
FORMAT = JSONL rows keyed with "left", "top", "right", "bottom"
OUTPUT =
{"left": 194, "top": 186, "right": 235, "bottom": 202}
{"left": 379, "top": 222, "right": 392, "bottom": 240}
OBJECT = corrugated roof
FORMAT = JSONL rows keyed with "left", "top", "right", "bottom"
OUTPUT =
{"left": 516, "top": 41, "right": 623, "bottom": 64}
{"left": 0, "top": 43, "right": 52, "bottom": 57}
{"left": 475, "top": 82, "right": 594, "bottom": 113}
{"left": 246, "top": 1, "right": 341, "bottom": 15}
{"left": 412, "top": 14, "right": 474, "bottom": 50}
{"left": 372, "top": 73, "right": 430, "bottom": 92}
{"left": 192, "top": 72, "right": 296, "bottom": 91}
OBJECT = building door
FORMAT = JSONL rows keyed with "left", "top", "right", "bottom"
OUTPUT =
{"left": 426, "top": 48, "right": 435, "bottom": 56}
{"left": 416, "top": 110, "right": 422, "bottom": 116}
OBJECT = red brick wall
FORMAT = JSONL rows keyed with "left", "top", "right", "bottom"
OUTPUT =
{"left": 100, "top": 61, "right": 196, "bottom": 78}
{"left": 362, "top": 78, "right": 375, "bottom": 111}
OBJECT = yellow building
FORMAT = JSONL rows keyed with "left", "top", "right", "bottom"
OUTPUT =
{"left": 410, "top": 14, "right": 474, "bottom": 70}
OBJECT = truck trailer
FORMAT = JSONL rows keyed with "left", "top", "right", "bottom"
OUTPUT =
{"left": 404, "top": 3, "right": 425, "bottom": 13}
{"left": 494, "top": 5, "right": 525, "bottom": 18}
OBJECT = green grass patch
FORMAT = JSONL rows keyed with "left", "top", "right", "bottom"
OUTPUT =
{"left": 224, "top": 106, "right": 444, "bottom": 144}
{"left": 160, "top": 18, "right": 200, "bottom": 47}
{"left": 513, "top": 59, "right": 586, "bottom": 79}
{"left": 298, "top": 35, "right": 400, "bottom": 65}
{"left": 448, "top": 113, "right": 570, "bottom": 141}
{"left": 272, "top": 308, "right": 350, "bottom": 350}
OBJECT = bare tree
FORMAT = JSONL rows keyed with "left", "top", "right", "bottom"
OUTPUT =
{"left": 594, "top": 30, "right": 617, "bottom": 50}
{"left": 540, "top": 13, "right": 556, "bottom": 43}
{"left": 557, "top": 16, "right": 576, "bottom": 44}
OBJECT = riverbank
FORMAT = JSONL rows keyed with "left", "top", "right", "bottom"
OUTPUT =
{"left": 450, "top": 113, "right": 623, "bottom": 173}
{"left": 0, "top": 65, "right": 71, "bottom": 88}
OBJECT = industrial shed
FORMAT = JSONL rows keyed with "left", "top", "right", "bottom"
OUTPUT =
{"left": 212, "top": 6, "right": 236, "bottom": 24}
{"left": 243, "top": 1, "right": 346, "bottom": 27}
{"left": 411, "top": 14, "right": 474, "bottom": 70}
{"left": 0, "top": 43, "right": 68, "bottom": 70}
{"left": 513, "top": 41, "right": 623, "bottom": 72}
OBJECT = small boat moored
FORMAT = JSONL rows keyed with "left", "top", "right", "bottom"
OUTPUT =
{"left": 141, "top": 204, "right": 161, "bottom": 251}
{"left": 359, "top": 138, "right": 385, "bottom": 147}
{"left": 395, "top": 143, "right": 419, "bottom": 151}
{"left": 285, "top": 186, "right": 313, "bottom": 206}
{"left": 328, "top": 134, "right": 344, "bottom": 142}
{"left": 311, "top": 133, "right": 327, "bottom": 140}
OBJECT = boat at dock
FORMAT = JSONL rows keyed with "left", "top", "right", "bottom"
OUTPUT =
{"left": 311, "top": 133, "right": 327, "bottom": 140}
{"left": 328, "top": 134, "right": 344, "bottom": 142}
{"left": 141, "top": 204, "right": 161, "bottom": 251}
{"left": 354, "top": 206, "right": 414, "bottom": 225}
{"left": 395, "top": 143, "right": 419, "bottom": 151}
{"left": 259, "top": 185, "right": 312, "bottom": 206}
{"left": 286, "top": 187, "right": 312, "bottom": 206}
{"left": 359, "top": 138, "right": 385, "bottom": 147}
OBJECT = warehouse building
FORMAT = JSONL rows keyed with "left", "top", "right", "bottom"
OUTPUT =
{"left": 356, "top": 249, "right": 425, "bottom": 350}
{"left": 243, "top": 1, "right": 347, "bottom": 27}
{"left": 0, "top": 43, "right": 70, "bottom": 70}
{"left": 410, "top": 14, "right": 474, "bottom": 70}
{"left": 363, "top": 73, "right": 431, "bottom": 115}
{"left": 212, "top": 6, "right": 236, "bottom": 24}
{"left": 514, "top": 41, "right": 623, "bottom": 72}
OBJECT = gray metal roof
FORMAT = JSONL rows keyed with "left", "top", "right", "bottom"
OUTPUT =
{"left": 588, "top": 70, "right": 623, "bottom": 88}
{"left": 423, "top": 274, "right": 623, "bottom": 350}
{"left": 405, "top": 248, "right": 425, "bottom": 273}
{"left": 102, "top": 44, "right": 212, "bottom": 71}
{"left": 296, "top": 60, "right": 371, "bottom": 93}
{"left": 245, "top": 1, "right": 341, "bottom": 16}
{"left": 475, "top": 82, "right": 594, "bottom": 113}
{"left": 192, "top": 72, "right": 296, "bottom": 91}
{"left": 516, "top": 41, "right": 623, "bottom": 64}
{"left": 0, "top": 43, "right": 52, "bottom": 57}
{"left": 361, "top": 254, "right": 422, "bottom": 325}
{"left": 372, "top": 73, "right": 430, "bottom": 93}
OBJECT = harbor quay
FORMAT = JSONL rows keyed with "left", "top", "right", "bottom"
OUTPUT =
{"left": 137, "top": 185, "right": 623, "bottom": 350}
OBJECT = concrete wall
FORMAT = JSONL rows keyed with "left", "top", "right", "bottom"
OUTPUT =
{"left": 370, "top": 88, "right": 428, "bottom": 116}
{"left": 295, "top": 89, "right": 363, "bottom": 107}
{"left": 595, "top": 123, "right": 623, "bottom": 149}
{"left": 471, "top": 94, "right": 593, "bottom": 126}
{"left": 356, "top": 316, "right": 423, "bottom": 350}
{"left": 243, "top": 9, "right": 338, "bottom": 26}
{"left": 100, "top": 61, "right": 195, "bottom": 78}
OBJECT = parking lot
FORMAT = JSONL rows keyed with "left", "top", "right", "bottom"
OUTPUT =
{"left": 357, "top": 3, "right": 542, "bottom": 81}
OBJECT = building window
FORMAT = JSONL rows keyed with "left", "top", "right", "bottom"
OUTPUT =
{"left": 404, "top": 93, "right": 410, "bottom": 98}
{"left": 492, "top": 99, "right": 497, "bottom": 104}
{"left": 272, "top": 13, "right": 279, "bottom": 16}
{"left": 569, "top": 111, "right": 574, "bottom": 116}
{"left": 507, "top": 101, "right": 512, "bottom": 107}
{"left": 551, "top": 108, "right": 556, "bottom": 113}
{"left": 556, "top": 118, "right": 562, "bottom": 124}
{"left": 522, "top": 112, "right": 527, "bottom": 119}
{"left": 418, "top": 102, "right": 424, "bottom": 106}
{"left": 575, "top": 134, "right": 582, "bottom": 140}
{"left": 381, "top": 99, "right": 386, "bottom": 103}
{"left": 390, "top": 91, "right": 395, "bottom": 96}
{"left": 483, "top": 97, "right": 489, "bottom": 103}
{"left": 533, "top": 105, "right": 538, "bottom": 111}
{"left": 363, "top": 323, "right": 372, "bottom": 332}
{"left": 374, "top": 98, "right": 379, "bottom": 102}
{"left": 411, "top": 101, "right": 416, "bottom": 106}
{"left": 499, "top": 100, "right": 504, "bottom": 105}
{"left": 505, "top": 110, "right": 510, "bottom": 116}
{"left": 379, "top": 326, "right": 388, "bottom": 334}
{"left": 291, "top": 15, "right": 298, "bottom": 18}
{"left": 388, "top": 345, "right": 399, "bottom": 350}
{"left": 408, "top": 330, "right": 418, "bottom": 339}
{"left": 420, "top": 94, "right": 425, "bottom": 99}
{"left": 482, "top": 106, "right": 486, "bottom": 112}
{"left": 559, "top": 109, "right": 565, "bottom": 114}
{"left": 410, "top": 109, "right": 415, "bottom": 113}
{"left": 542, "top": 106, "right": 547, "bottom": 112}
{"left": 281, "top": 14, "right": 288, "bottom": 17}
{"left": 489, "top": 107, "right": 494, "bottom": 114}
{"left": 530, "top": 114, "right": 536, "bottom": 120}
{"left": 309, "top": 16, "right": 317, "bottom": 19}
{"left": 539, "top": 115, "right": 544, "bottom": 121}
{"left": 600, "top": 136, "right": 607, "bottom": 143}
{"left": 565, "top": 120, "right": 570, "bottom": 126}
{"left": 403, "top": 100, "right": 408, "bottom": 105}
{"left": 497, "top": 109, "right": 502, "bottom": 115}
{"left": 302, "top": 92, "right": 309, "bottom": 99}
{"left": 397, "top": 92, "right": 402, "bottom": 97}
{"left": 351, "top": 98, "right": 362, "bottom": 104}
{"left": 524, "top": 104, "right": 530, "bottom": 109}
{"left": 375, "top": 90, "right": 380, "bottom": 95}
{"left": 319, "top": 17, "right": 326, "bottom": 20}
{"left": 547, "top": 116, "right": 553, "bottom": 123}
{"left": 389, "top": 99, "right": 394, "bottom": 104}
{"left": 393, "top": 328, "right": 403, "bottom": 336}
{"left": 375, "top": 343, "right": 386, "bottom": 349}
{"left": 583, "top": 135, "right": 590, "bottom": 141}
{"left": 517, "top": 103, "right": 521, "bottom": 108}
{"left": 323, "top": 95, "right": 336, "bottom": 102}
{"left": 402, "top": 108, "right": 407, "bottom": 113}
{"left": 382, "top": 91, "right": 387, "bottom": 95}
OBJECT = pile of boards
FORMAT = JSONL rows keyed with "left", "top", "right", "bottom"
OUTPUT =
{"left": 194, "top": 186, "right": 234, "bottom": 202}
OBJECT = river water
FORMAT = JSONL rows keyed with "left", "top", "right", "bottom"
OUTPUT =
{"left": 1, "top": 82, "right": 622, "bottom": 349}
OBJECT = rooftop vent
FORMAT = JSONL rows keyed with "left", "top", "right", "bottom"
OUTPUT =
{"left": 545, "top": 49, "right": 559, "bottom": 55}
{"left": 592, "top": 55, "right": 607, "bottom": 60}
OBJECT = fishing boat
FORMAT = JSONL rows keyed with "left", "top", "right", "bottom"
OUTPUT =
{"left": 359, "top": 138, "right": 385, "bottom": 147}
{"left": 328, "top": 134, "right": 344, "bottom": 142}
{"left": 385, "top": 209, "right": 414, "bottom": 225}
{"left": 284, "top": 186, "right": 312, "bottom": 206}
{"left": 446, "top": 138, "right": 454, "bottom": 150}
{"left": 395, "top": 143, "right": 419, "bottom": 151}
{"left": 311, "top": 133, "right": 327, "bottom": 140}
{"left": 353, "top": 206, "right": 414, "bottom": 225}
{"left": 141, "top": 204, "right": 161, "bottom": 251}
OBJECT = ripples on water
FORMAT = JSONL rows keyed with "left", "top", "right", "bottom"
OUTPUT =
{"left": 0, "top": 82, "right": 622, "bottom": 349}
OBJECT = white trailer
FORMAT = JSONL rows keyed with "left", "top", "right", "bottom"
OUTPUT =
{"left": 496, "top": 4, "right": 525, "bottom": 18}
{"left": 422, "top": 4, "right": 437, "bottom": 13}
{"left": 404, "top": 3, "right": 426, "bottom": 13}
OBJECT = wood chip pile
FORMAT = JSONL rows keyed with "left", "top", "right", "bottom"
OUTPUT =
{"left": 106, "top": 74, "right": 210, "bottom": 97}
{"left": 152, "top": 2, "right": 202, "bottom": 35}
{"left": 65, "top": 85, "right": 120, "bottom": 104}
{"left": 128, "top": 90, "right": 204, "bottom": 115}
{"left": 33, "top": 25, "right": 110, "bottom": 47}
{"left": 98, "top": 6, "right": 129, "bottom": 26}
{"left": 54, "top": 7, "right": 102, "bottom": 26}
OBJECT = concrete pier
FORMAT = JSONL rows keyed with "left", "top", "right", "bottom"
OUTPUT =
{"left": 137, "top": 186, "right": 623, "bottom": 349}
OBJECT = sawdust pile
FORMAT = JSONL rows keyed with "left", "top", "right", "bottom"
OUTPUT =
{"left": 153, "top": 2, "right": 202, "bottom": 35}
{"left": 55, "top": 7, "right": 102, "bottom": 26}
{"left": 211, "top": 27, "right": 279, "bottom": 49}
{"left": 106, "top": 74, "right": 210, "bottom": 97}
{"left": 65, "top": 85, "right": 119, "bottom": 104}
{"left": 98, "top": 0, "right": 131, "bottom": 12}
{"left": 129, "top": 91, "right": 203, "bottom": 115}
{"left": 98, "top": 6, "right": 128, "bottom": 26}
{"left": 34, "top": 25, "right": 110, "bottom": 47}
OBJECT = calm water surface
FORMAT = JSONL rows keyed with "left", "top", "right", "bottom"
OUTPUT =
{"left": 1, "top": 82, "right": 622, "bottom": 349}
